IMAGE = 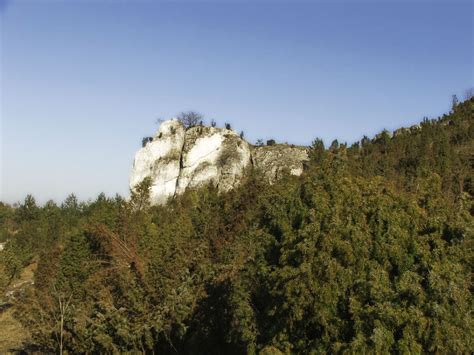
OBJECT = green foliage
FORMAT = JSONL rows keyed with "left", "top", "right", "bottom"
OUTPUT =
{"left": 2, "top": 98, "right": 473, "bottom": 353}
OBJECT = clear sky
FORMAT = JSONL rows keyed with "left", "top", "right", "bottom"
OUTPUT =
{"left": 1, "top": 0, "right": 472, "bottom": 204}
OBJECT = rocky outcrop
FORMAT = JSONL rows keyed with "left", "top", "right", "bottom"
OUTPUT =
{"left": 130, "top": 119, "right": 309, "bottom": 205}
{"left": 176, "top": 126, "right": 251, "bottom": 194}
{"left": 252, "top": 145, "right": 309, "bottom": 183}
{"left": 130, "top": 119, "right": 185, "bottom": 205}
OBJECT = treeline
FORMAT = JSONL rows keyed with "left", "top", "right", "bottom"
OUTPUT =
{"left": 0, "top": 98, "right": 472, "bottom": 353}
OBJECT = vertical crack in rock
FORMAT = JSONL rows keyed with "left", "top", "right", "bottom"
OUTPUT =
{"left": 249, "top": 146, "right": 255, "bottom": 167}
{"left": 173, "top": 134, "right": 187, "bottom": 199}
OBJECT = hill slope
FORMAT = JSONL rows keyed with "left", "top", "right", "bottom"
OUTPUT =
{"left": 0, "top": 98, "right": 472, "bottom": 353}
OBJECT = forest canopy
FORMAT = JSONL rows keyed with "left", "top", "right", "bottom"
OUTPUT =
{"left": 0, "top": 98, "right": 473, "bottom": 354}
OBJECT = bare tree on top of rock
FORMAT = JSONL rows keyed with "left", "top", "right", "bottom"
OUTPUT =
{"left": 177, "top": 111, "right": 203, "bottom": 129}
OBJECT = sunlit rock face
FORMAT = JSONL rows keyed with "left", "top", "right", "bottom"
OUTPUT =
{"left": 130, "top": 119, "right": 309, "bottom": 205}
{"left": 129, "top": 119, "right": 185, "bottom": 205}
{"left": 176, "top": 126, "right": 251, "bottom": 195}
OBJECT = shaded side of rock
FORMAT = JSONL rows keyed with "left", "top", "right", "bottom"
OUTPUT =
{"left": 252, "top": 145, "right": 309, "bottom": 183}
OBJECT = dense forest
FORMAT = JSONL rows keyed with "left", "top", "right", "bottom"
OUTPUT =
{"left": 1, "top": 98, "right": 472, "bottom": 354}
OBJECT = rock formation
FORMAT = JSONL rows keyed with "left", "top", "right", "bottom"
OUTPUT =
{"left": 176, "top": 125, "right": 251, "bottom": 195}
{"left": 130, "top": 120, "right": 185, "bottom": 205}
{"left": 130, "top": 119, "right": 309, "bottom": 205}
{"left": 252, "top": 145, "right": 309, "bottom": 184}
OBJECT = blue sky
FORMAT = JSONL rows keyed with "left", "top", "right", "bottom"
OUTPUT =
{"left": 1, "top": 0, "right": 472, "bottom": 204}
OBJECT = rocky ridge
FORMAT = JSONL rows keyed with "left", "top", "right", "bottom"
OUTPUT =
{"left": 130, "top": 119, "right": 309, "bottom": 205}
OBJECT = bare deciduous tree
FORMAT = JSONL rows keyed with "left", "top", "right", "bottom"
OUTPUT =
{"left": 177, "top": 111, "right": 203, "bottom": 129}
{"left": 52, "top": 285, "right": 73, "bottom": 355}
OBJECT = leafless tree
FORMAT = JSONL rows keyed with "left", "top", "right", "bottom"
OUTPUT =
{"left": 52, "top": 285, "right": 73, "bottom": 355}
{"left": 177, "top": 111, "right": 203, "bottom": 128}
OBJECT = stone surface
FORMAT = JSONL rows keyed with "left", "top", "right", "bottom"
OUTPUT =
{"left": 176, "top": 126, "right": 251, "bottom": 194}
{"left": 130, "top": 119, "right": 308, "bottom": 205}
{"left": 129, "top": 119, "right": 185, "bottom": 205}
{"left": 252, "top": 145, "right": 309, "bottom": 183}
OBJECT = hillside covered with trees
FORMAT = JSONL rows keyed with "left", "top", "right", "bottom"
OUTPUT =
{"left": 0, "top": 98, "right": 472, "bottom": 353}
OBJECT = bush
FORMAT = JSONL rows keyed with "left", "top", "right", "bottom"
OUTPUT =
{"left": 142, "top": 137, "right": 153, "bottom": 147}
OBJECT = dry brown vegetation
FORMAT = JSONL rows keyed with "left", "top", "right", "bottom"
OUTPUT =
{"left": 0, "top": 263, "right": 36, "bottom": 353}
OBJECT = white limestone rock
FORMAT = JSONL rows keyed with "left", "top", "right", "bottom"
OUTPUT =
{"left": 176, "top": 126, "right": 251, "bottom": 194}
{"left": 129, "top": 119, "right": 185, "bottom": 205}
{"left": 129, "top": 119, "right": 308, "bottom": 205}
